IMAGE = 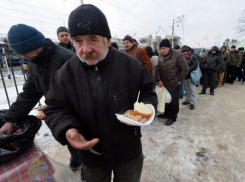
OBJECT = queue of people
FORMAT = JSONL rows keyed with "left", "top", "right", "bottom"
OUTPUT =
{"left": 0, "top": 3, "right": 245, "bottom": 182}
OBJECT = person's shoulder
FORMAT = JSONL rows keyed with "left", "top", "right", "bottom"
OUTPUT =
{"left": 55, "top": 45, "right": 75, "bottom": 58}
{"left": 111, "top": 48, "right": 143, "bottom": 67}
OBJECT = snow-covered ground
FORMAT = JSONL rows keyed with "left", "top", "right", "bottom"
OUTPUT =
{"left": 1, "top": 76, "right": 245, "bottom": 182}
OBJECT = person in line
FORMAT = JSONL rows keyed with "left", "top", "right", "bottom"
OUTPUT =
{"left": 199, "top": 46, "right": 223, "bottom": 95}
{"left": 44, "top": 4, "right": 157, "bottom": 182}
{"left": 181, "top": 45, "right": 198, "bottom": 110}
{"left": 123, "top": 35, "right": 152, "bottom": 73}
{"left": 156, "top": 39, "right": 188, "bottom": 125}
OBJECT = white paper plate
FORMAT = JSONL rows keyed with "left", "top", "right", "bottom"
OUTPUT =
{"left": 115, "top": 104, "right": 155, "bottom": 126}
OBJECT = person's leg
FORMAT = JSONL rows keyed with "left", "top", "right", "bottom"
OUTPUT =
{"left": 209, "top": 71, "right": 216, "bottom": 93}
{"left": 83, "top": 165, "right": 112, "bottom": 182}
{"left": 113, "top": 153, "right": 144, "bottom": 182}
{"left": 183, "top": 80, "right": 190, "bottom": 103}
{"left": 242, "top": 63, "right": 245, "bottom": 83}
{"left": 188, "top": 79, "right": 196, "bottom": 106}
{"left": 67, "top": 145, "right": 82, "bottom": 170}
{"left": 166, "top": 86, "right": 179, "bottom": 122}
{"left": 231, "top": 65, "right": 236, "bottom": 83}
{"left": 201, "top": 71, "right": 209, "bottom": 93}
{"left": 223, "top": 67, "right": 227, "bottom": 85}
{"left": 238, "top": 66, "right": 243, "bottom": 81}
{"left": 217, "top": 70, "right": 224, "bottom": 86}
{"left": 179, "top": 82, "right": 184, "bottom": 98}
{"left": 226, "top": 65, "right": 231, "bottom": 83}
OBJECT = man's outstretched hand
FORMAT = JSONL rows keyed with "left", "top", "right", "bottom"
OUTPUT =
{"left": 66, "top": 128, "right": 99, "bottom": 150}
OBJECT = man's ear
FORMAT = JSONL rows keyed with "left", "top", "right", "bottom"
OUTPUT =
{"left": 108, "top": 38, "right": 112, "bottom": 47}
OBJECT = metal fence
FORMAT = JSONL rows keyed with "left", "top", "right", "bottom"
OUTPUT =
{"left": 0, "top": 42, "right": 27, "bottom": 108}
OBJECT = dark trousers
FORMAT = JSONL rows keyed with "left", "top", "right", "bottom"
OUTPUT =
{"left": 202, "top": 70, "right": 216, "bottom": 93}
{"left": 236, "top": 66, "right": 243, "bottom": 81}
{"left": 226, "top": 65, "right": 236, "bottom": 83}
{"left": 83, "top": 153, "right": 143, "bottom": 182}
{"left": 242, "top": 63, "right": 245, "bottom": 81}
{"left": 67, "top": 145, "right": 83, "bottom": 167}
{"left": 165, "top": 86, "right": 179, "bottom": 121}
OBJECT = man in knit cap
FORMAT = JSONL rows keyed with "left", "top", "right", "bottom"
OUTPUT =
{"left": 156, "top": 39, "right": 188, "bottom": 126}
{"left": 123, "top": 35, "right": 152, "bottom": 73}
{"left": 44, "top": 4, "right": 157, "bottom": 182}
{"left": 57, "top": 26, "right": 75, "bottom": 52}
{"left": 0, "top": 24, "right": 84, "bottom": 176}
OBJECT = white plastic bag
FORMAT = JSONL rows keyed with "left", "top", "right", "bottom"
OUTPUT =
{"left": 163, "top": 87, "right": 172, "bottom": 103}
{"left": 156, "top": 87, "right": 165, "bottom": 113}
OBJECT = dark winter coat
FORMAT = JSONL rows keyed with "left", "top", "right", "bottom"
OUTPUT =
{"left": 44, "top": 48, "right": 157, "bottom": 169}
{"left": 185, "top": 54, "right": 198, "bottom": 79}
{"left": 202, "top": 47, "right": 224, "bottom": 72}
{"left": 59, "top": 41, "right": 76, "bottom": 52}
{"left": 156, "top": 49, "right": 189, "bottom": 91}
{"left": 229, "top": 50, "right": 241, "bottom": 66}
{"left": 4, "top": 39, "right": 75, "bottom": 123}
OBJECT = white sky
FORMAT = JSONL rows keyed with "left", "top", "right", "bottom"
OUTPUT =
{"left": 0, "top": 0, "right": 245, "bottom": 48}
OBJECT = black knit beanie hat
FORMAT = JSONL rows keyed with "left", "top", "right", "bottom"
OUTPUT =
{"left": 57, "top": 26, "right": 69, "bottom": 35}
{"left": 123, "top": 35, "right": 133, "bottom": 43}
{"left": 68, "top": 4, "right": 111, "bottom": 38}
{"left": 159, "top": 39, "right": 171, "bottom": 48}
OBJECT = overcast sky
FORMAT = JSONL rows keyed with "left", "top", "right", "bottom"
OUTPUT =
{"left": 0, "top": 0, "right": 245, "bottom": 48}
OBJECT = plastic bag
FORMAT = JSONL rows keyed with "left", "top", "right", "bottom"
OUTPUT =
{"left": 163, "top": 87, "right": 172, "bottom": 103}
{"left": 190, "top": 62, "right": 202, "bottom": 85}
{"left": 155, "top": 87, "right": 166, "bottom": 113}
{"left": 156, "top": 87, "right": 172, "bottom": 104}
{"left": 0, "top": 110, "right": 42, "bottom": 163}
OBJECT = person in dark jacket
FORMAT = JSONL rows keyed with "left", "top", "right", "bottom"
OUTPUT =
{"left": 57, "top": 26, "right": 75, "bottom": 52}
{"left": 156, "top": 39, "right": 188, "bottom": 126}
{"left": 44, "top": 4, "right": 157, "bottom": 182}
{"left": 240, "top": 47, "right": 245, "bottom": 85}
{"left": 174, "top": 45, "right": 184, "bottom": 99}
{"left": 181, "top": 45, "right": 198, "bottom": 110}
{"left": 0, "top": 24, "right": 85, "bottom": 177}
{"left": 227, "top": 45, "right": 241, "bottom": 84}
{"left": 111, "top": 42, "right": 119, "bottom": 49}
{"left": 199, "top": 46, "right": 224, "bottom": 95}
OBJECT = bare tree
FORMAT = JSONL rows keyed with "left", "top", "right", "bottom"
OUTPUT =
{"left": 237, "top": 10, "right": 245, "bottom": 35}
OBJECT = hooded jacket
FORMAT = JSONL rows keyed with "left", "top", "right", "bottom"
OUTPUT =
{"left": 4, "top": 39, "right": 75, "bottom": 122}
{"left": 44, "top": 48, "right": 157, "bottom": 169}
{"left": 156, "top": 49, "right": 189, "bottom": 91}
{"left": 202, "top": 46, "right": 224, "bottom": 71}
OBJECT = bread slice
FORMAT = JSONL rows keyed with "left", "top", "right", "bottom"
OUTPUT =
{"left": 134, "top": 102, "right": 152, "bottom": 117}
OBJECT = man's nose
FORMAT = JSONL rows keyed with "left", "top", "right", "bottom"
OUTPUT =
{"left": 82, "top": 42, "right": 92, "bottom": 54}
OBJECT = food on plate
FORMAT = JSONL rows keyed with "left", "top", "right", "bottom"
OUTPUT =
{"left": 37, "top": 110, "right": 44, "bottom": 118}
{"left": 123, "top": 102, "right": 152, "bottom": 123}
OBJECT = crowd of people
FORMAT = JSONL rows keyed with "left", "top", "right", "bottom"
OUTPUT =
{"left": 0, "top": 3, "right": 245, "bottom": 182}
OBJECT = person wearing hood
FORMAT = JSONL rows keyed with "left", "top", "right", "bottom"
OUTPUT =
{"left": 199, "top": 46, "right": 224, "bottom": 95}
{"left": 181, "top": 45, "right": 198, "bottom": 110}
{"left": 144, "top": 46, "right": 158, "bottom": 84}
{"left": 220, "top": 46, "right": 231, "bottom": 86}
{"left": 227, "top": 45, "right": 242, "bottom": 84}
{"left": 123, "top": 35, "right": 152, "bottom": 73}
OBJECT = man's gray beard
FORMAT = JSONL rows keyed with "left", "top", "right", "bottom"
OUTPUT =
{"left": 78, "top": 47, "right": 109, "bottom": 66}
